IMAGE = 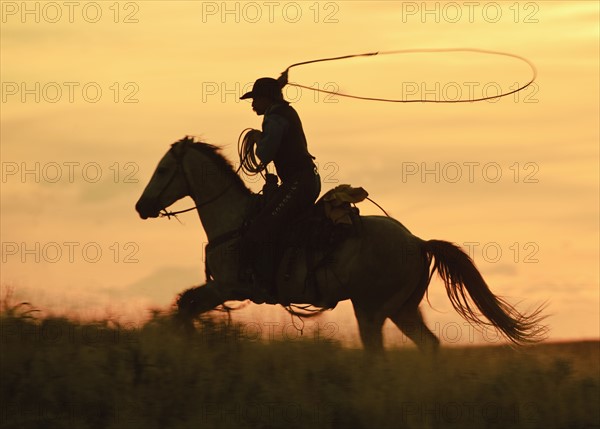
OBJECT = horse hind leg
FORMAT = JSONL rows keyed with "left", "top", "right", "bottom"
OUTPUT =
{"left": 390, "top": 307, "right": 440, "bottom": 353}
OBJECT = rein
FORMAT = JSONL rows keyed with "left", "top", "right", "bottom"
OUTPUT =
{"left": 159, "top": 188, "right": 233, "bottom": 220}
{"left": 159, "top": 206, "right": 196, "bottom": 220}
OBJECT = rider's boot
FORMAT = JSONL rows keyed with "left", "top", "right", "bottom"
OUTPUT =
{"left": 238, "top": 237, "right": 277, "bottom": 304}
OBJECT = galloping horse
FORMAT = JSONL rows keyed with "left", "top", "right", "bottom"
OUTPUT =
{"left": 135, "top": 137, "right": 547, "bottom": 352}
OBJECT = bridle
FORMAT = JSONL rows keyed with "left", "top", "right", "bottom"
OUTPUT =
{"left": 156, "top": 139, "right": 241, "bottom": 220}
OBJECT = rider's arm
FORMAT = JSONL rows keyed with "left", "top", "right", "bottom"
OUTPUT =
{"left": 256, "top": 113, "right": 288, "bottom": 164}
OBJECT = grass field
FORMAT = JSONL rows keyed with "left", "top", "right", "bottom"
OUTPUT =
{"left": 1, "top": 303, "right": 598, "bottom": 429}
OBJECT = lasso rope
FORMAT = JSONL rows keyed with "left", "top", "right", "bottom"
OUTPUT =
{"left": 278, "top": 47, "right": 537, "bottom": 103}
{"left": 237, "top": 128, "right": 267, "bottom": 177}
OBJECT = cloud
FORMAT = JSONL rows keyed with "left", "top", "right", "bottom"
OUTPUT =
{"left": 106, "top": 265, "right": 203, "bottom": 305}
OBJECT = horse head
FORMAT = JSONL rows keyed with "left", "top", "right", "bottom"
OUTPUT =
{"left": 135, "top": 138, "right": 193, "bottom": 219}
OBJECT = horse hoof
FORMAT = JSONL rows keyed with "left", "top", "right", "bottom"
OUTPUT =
{"left": 172, "top": 311, "right": 196, "bottom": 334}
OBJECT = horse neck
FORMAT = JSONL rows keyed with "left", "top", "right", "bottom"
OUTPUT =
{"left": 183, "top": 151, "right": 250, "bottom": 241}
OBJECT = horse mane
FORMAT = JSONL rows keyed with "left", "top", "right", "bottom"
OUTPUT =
{"left": 177, "top": 138, "right": 250, "bottom": 194}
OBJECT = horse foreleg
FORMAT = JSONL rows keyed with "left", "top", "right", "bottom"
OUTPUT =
{"left": 175, "top": 282, "right": 229, "bottom": 330}
{"left": 352, "top": 302, "right": 385, "bottom": 353}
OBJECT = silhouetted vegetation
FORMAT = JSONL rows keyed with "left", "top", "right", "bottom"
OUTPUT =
{"left": 1, "top": 298, "right": 598, "bottom": 429}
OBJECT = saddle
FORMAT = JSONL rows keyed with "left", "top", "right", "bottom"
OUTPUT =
{"left": 248, "top": 183, "right": 368, "bottom": 307}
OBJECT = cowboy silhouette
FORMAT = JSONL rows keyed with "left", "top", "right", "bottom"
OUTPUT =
{"left": 239, "top": 77, "right": 321, "bottom": 302}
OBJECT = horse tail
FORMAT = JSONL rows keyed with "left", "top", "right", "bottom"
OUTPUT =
{"left": 422, "top": 239, "right": 548, "bottom": 345}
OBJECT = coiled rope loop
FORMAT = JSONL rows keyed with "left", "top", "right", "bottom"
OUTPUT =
{"left": 277, "top": 48, "right": 537, "bottom": 103}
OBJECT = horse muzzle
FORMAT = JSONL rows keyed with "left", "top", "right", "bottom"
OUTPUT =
{"left": 135, "top": 198, "right": 161, "bottom": 219}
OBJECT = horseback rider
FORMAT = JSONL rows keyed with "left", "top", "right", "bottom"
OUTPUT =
{"left": 239, "top": 77, "right": 321, "bottom": 303}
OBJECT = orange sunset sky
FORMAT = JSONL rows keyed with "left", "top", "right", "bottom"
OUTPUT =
{"left": 1, "top": 1, "right": 598, "bottom": 346}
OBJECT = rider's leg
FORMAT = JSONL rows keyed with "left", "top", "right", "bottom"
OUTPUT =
{"left": 240, "top": 168, "right": 321, "bottom": 302}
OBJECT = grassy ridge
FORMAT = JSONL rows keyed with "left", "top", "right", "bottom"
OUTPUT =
{"left": 1, "top": 309, "right": 598, "bottom": 429}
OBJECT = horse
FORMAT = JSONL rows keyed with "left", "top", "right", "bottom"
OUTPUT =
{"left": 135, "top": 137, "right": 547, "bottom": 352}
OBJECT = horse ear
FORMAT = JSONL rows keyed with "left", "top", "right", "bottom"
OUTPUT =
{"left": 171, "top": 142, "right": 181, "bottom": 157}
{"left": 171, "top": 136, "right": 192, "bottom": 158}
